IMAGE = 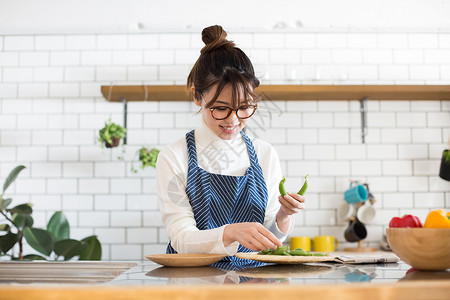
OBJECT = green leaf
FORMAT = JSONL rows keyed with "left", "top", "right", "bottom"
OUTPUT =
{"left": 2, "top": 165, "right": 26, "bottom": 194}
{"left": 12, "top": 214, "right": 34, "bottom": 229}
{"left": 54, "top": 239, "right": 87, "bottom": 260}
{"left": 0, "top": 232, "right": 18, "bottom": 254}
{"left": 23, "top": 227, "right": 53, "bottom": 256}
{"left": 0, "top": 198, "right": 12, "bottom": 211}
{"left": 47, "top": 211, "right": 70, "bottom": 241}
{"left": 0, "top": 224, "right": 10, "bottom": 231}
{"left": 7, "top": 203, "right": 32, "bottom": 215}
{"left": 23, "top": 254, "right": 47, "bottom": 260}
{"left": 79, "top": 235, "right": 102, "bottom": 260}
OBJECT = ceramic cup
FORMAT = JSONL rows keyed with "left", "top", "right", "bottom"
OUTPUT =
{"left": 338, "top": 202, "right": 356, "bottom": 221}
{"left": 290, "top": 236, "right": 312, "bottom": 251}
{"left": 314, "top": 236, "right": 339, "bottom": 252}
{"left": 357, "top": 201, "right": 376, "bottom": 224}
{"left": 344, "top": 219, "right": 367, "bottom": 242}
{"left": 344, "top": 182, "right": 368, "bottom": 204}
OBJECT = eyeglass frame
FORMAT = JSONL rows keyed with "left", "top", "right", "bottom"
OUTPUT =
{"left": 207, "top": 103, "right": 258, "bottom": 120}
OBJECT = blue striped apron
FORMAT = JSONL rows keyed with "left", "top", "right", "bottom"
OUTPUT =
{"left": 166, "top": 129, "right": 268, "bottom": 268}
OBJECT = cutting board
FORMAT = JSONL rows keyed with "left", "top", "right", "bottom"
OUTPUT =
{"left": 145, "top": 253, "right": 226, "bottom": 267}
{"left": 236, "top": 252, "right": 335, "bottom": 264}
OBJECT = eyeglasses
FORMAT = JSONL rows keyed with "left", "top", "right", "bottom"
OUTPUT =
{"left": 209, "top": 104, "right": 258, "bottom": 120}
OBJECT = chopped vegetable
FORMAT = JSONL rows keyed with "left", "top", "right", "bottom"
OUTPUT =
{"left": 257, "top": 246, "right": 327, "bottom": 257}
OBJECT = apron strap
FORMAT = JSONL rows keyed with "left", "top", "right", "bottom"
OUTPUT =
{"left": 185, "top": 130, "right": 198, "bottom": 167}
{"left": 241, "top": 131, "right": 260, "bottom": 168}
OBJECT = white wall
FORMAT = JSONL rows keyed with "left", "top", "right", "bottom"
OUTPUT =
{"left": 1, "top": 0, "right": 450, "bottom": 34}
{"left": 0, "top": 1, "right": 450, "bottom": 260}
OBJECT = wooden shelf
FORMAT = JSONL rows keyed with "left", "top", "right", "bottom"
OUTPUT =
{"left": 101, "top": 85, "right": 450, "bottom": 102}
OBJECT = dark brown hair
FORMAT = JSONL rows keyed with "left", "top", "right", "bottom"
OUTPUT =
{"left": 187, "top": 25, "right": 260, "bottom": 108}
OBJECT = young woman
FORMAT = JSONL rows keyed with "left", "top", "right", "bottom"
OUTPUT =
{"left": 156, "top": 25, "right": 305, "bottom": 264}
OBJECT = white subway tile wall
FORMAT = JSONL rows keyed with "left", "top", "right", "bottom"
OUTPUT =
{"left": 1, "top": 30, "right": 449, "bottom": 260}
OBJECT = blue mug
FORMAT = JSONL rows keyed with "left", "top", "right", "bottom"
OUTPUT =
{"left": 344, "top": 182, "right": 368, "bottom": 204}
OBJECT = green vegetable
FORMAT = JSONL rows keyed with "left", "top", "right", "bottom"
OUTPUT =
{"left": 257, "top": 246, "right": 290, "bottom": 256}
{"left": 279, "top": 177, "right": 287, "bottom": 196}
{"left": 257, "top": 249, "right": 272, "bottom": 255}
{"left": 272, "top": 246, "right": 290, "bottom": 255}
{"left": 297, "top": 175, "right": 309, "bottom": 195}
{"left": 257, "top": 247, "right": 328, "bottom": 257}
{"left": 278, "top": 175, "right": 309, "bottom": 196}
{"left": 289, "top": 248, "right": 311, "bottom": 256}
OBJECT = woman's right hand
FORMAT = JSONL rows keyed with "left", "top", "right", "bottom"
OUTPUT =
{"left": 223, "top": 222, "right": 282, "bottom": 251}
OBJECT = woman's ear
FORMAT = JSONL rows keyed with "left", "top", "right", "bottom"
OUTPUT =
{"left": 192, "top": 86, "right": 201, "bottom": 107}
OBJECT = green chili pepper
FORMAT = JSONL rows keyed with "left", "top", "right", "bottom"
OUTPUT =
{"left": 312, "top": 252, "right": 328, "bottom": 256}
{"left": 279, "top": 177, "right": 287, "bottom": 196}
{"left": 297, "top": 174, "right": 309, "bottom": 195}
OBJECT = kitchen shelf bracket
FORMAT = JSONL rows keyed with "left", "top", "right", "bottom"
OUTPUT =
{"left": 360, "top": 97, "right": 368, "bottom": 144}
{"left": 122, "top": 98, "right": 128, "bottom": 145}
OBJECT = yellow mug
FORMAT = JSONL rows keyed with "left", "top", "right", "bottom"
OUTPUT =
{"left": 314, "top": 236, "right": 338, "bottom": 252}
{"left": 290, "top": 236, "right": 312, "bottom": 251}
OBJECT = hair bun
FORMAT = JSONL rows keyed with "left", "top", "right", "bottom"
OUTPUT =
{"left": 201, "top": 25, "right": 234, "bottom": 54}
{"left": 202, "top": 25, "right": 227, "bottom": 45}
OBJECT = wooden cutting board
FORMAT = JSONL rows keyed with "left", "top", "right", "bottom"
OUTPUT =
{"left": 145, "top": 253, "right": 226, "bottom": 267}
{"left": 235, "top": 252, "right": 336, "bottom": 264}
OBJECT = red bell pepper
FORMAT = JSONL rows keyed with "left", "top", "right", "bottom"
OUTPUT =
{"left": 389, "top": 214, "right": 423, "bottom": 228}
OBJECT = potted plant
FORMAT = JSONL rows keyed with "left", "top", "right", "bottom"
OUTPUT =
{"left": 131, "top": 147, "right": 160, "bottom": 173}
{"left": 0, "top": 166, "right": 102, "bottom": 260}
{"left": 139, "top": 147, "right": 160, "bottom": 169}
{"left": 98, "top": 119, "right": 126, "bottom": 148}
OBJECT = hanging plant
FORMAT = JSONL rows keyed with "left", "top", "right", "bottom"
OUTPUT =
{"left": 98, "top": 119, "right": 126, "bottom": 148}
{"left": 0, "top": 166, "right": 102, "bottom": 261}
{"left": 131, "top": 147, "right": 160, "bottom": 173}
{"left": 139, "top": 147, "right": 160, "bottom": 169}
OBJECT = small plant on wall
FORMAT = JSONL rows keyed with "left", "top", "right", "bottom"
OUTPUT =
{"left": 98, "top": 119, "right": 126, "bottom": 148}
{"left": 139, "top": 147, "right": 160, "bottom": 169}
{"left": 131, "top": 147, "right": 160, "bottom": 173}
{"left": 0, "top": 166, "right": 102, "bottom": 261}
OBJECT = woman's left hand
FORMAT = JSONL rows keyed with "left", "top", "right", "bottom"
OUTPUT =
{"left": 278, "top": 193, "right": 305, "bottom": 217}
{"left": 275, "top": 193, "right": 305, "bottom": 233}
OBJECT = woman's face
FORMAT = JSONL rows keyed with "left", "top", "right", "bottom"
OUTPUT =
{"left": 194, "top": 84, "right": 253, "bottom": 140}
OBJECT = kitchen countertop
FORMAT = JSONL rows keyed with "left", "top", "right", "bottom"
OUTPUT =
{"left": 1, "top": 253, "right": 449, "bottom": 300}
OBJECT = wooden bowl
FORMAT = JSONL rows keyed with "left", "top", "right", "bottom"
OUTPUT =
{"left": 386, "top": 228, "right": 450, "bottom": 271}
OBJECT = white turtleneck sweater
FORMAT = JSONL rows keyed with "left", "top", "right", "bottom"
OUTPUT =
{"left": 156, "top": 120, "right": 294, "bottom": 255}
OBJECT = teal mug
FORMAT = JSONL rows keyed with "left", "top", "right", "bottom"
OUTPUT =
{"left": 344, "top": 182, "right": 368, "bottom": 204}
